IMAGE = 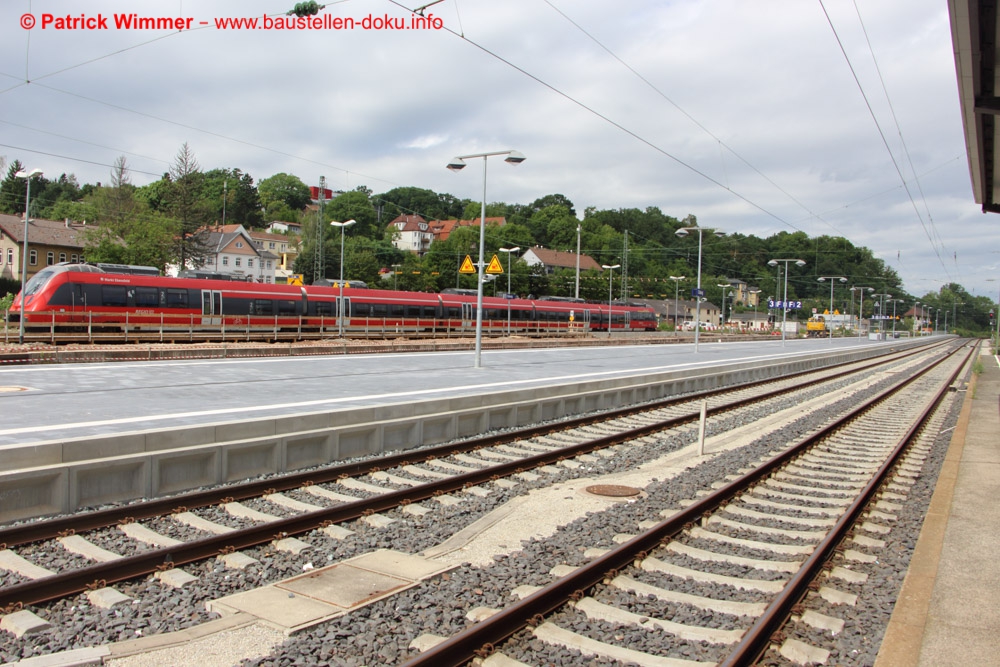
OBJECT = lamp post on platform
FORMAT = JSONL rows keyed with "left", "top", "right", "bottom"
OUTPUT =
{"left": 851, "top": 286, "right": 874, "bottom": 339}
{"left": 447, "top": 149, "right": 526, "bottom": 368}
{"left": 602, "top": 264, "right": 620, "bottom": 338}
{"left": 498, "top": 246, "right": 520, "bottom": 334}
{"left": 669, "top": 275, "right": 685, "bottom": 335}
{"left": 767, "top": 258, "right": 806, "bottom": 347}
{"left": 329, "top": 219, "right": 356, "bottom": 337}
{"left": 14, "top": 168, "right": 43, "bottom": 345}
{"left": 675, "top": 226, "right": 724, "bottom": 353}
{"left": 817, "top": 276, "right": 847, "bottom": 342}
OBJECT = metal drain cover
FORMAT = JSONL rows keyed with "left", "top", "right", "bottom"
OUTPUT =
{"left": 585, "top": 484, "right": 640, "bottom": 497}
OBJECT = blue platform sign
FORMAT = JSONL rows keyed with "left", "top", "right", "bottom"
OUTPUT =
{"left": 768, "top": 299, "right": 802, "bottom": 310}
{"left": 691, "top": 288, "right": 705, "bottom": 297}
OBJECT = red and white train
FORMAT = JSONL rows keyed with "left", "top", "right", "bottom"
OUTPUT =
{"left": 10, "top": 263, "right": 658, "bottom": 337}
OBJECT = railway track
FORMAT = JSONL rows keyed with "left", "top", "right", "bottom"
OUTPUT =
{"left": 402, "top": 340, "right": 974, "bottom": 667}
{"left": 0, "top": 339, "right": 968, "bottom": 664}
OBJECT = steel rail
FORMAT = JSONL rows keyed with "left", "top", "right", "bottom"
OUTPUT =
{"left": 718, "top": 341, "right": 976, "bottom": 665}
{"left": 398, "top": 342, "right": 972, "bottom": 667}
{"left": 0, "top": 341, "right": 941, "bottom": 548}
{"left": 0, "top": 342, "right": 955, "bottom": 610}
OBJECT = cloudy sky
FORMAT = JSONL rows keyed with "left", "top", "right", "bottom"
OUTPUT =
{"left": 2, "top": 0, "right": 996, "bottom": 301}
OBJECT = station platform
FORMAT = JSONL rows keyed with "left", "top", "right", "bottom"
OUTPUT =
{"left": 876, "top": 343, "right": 1000, "bottom": 666}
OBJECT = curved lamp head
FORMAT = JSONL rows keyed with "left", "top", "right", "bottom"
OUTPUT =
{"left": 329, "top": 219, "right": 356, "bottom": 228}
{"left": 675, "top": 228, "right": 688, "bottom": 238}
{"left": 446, "top": 157, "right": 466, "bottom": 171}
{"left": 14, "top": 169, "right": 43, "bottom": 179}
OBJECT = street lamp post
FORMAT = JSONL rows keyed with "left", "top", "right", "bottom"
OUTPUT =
{"left": 749, "top": 289, "right": 761, "bottom": 332}
{"left": 447, "top": 150, "right": 526, "bottom": 368}
{"left": 851, "top": 286, "right": 874, "bottom": 340}
{"left": 767, "top": 258, "right": 806, "bottom": 346}
{"left": 602, "top": 264, "right": 620, "bottom": 338}
{"left": 676, "top": 226, "right": 724, "bottom": 352}
{"left": 329, "top": 219, "right": 356, "bottom": 337}
{"left": 669, "top": 275, "right": 685, "bottom": 335}
{"left": 871, "top": 293, "right": 892, "bottom": 340}
{"left": 391, "top": 263, "right": 401, "bottom": 290}
{"left": 498, "top": 246, "right": 520, "bottom": 334}
{"left": 817, "top": 276, "right": 847, "bottom": 342}
{"left": 14, "top": 168, "right": 43, "bottom": 345}
{"left": 717, "top": 283, "right": 730, "bottom": 332}
{"left": 889, "top": 298, "right": 903, "bottom": 337}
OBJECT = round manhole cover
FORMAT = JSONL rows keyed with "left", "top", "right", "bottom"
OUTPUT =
{"left": 585, "top": 484, "right": 640, "bottom": 498}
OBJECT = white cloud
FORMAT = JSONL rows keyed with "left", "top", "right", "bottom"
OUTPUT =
{"left": 0, "top": 0, "right": 993, "bottom": 298}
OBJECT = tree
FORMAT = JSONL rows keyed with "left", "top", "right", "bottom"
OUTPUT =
{"left": 203, "top": 168, "right": 263, "bottom": 228}
{"left": 258, "top": 172, "right": 311, "bottom": 218}
{"left": 0, "top": 160, "right": 26, "bottom": 214}
{"left": 164, "top": 143, "right": 212, "bottom": 268}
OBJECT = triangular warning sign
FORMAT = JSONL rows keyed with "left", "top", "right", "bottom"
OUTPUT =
{"left": 485, "top": 254, "right": 504, "bottom": 274}
{"left": 459, "top": 255, "right": 476, "bottom": 274}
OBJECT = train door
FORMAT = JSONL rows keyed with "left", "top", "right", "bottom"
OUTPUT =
{"left": 201, "top": 290, "right": 222, "bottom": 325}
{"left": 622, "top": 310, "right": 630, "bottom": 330}
{"left": 461, "top": 302, "right": 474, "bottom": 328}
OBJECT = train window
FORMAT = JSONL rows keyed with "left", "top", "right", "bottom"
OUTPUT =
{"left": 389, "top": 304, "right": 405, "bottom": 317}
{"left": 277, "top": 300, "right": 297, "bottom": 315}
{"left": 135, "top": 287, "right": 158, "bottom": 307}
{"left": 314, "top": 301, "right": 333, "bottom": 316}
{"left": 253, "top": 299, "right": 273, "bottom": 315}
{"left": 371, "top": 304, "right": 387, "bottom": 317}
{"left": 166, "top": 289, "right": 188, "bottom": 308}
{"left": 102, "top": 286, "right": 127, "bottom": 307}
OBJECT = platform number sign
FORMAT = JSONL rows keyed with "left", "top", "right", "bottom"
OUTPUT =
{"left": 768, "top": 299, "right": 802, "bottom": 310}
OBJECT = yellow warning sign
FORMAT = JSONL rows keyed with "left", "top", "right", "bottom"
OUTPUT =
{"left": 485, "top": 254, "right": 504, "bottom": 274}
{"left": 459, "top": 255, "right": 476, "bottom": 274}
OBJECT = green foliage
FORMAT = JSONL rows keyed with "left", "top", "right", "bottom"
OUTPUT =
{"left": 259, "top": 173, "right": 312, "bottom": 216}
{"left": 0, "top": 292, "right": 13, "bottom": 312}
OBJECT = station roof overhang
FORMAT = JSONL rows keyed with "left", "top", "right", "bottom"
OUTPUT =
{"left": 950, "top": 0, "right": 1000, "bottom": 212}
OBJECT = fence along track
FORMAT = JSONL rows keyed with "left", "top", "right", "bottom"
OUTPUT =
{"left": 400, "top": 341, "right": 973, "bottom": 667}
{"left": 0, "top": 341, "right": 957, "bottom": 615}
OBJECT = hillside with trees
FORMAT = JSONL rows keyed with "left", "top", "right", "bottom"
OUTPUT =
{"left": 0, "top": 148, "right": 995, "bottom": 335}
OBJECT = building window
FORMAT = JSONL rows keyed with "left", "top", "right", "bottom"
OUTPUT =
{"left": 235, "top": 257, "right": 241, "bottom": 267}
{"left": 206, "top": 256, "right": 214, "bottom": 264}
{"left": 29, "top": 249, "right": 36, "bottom": 265}
{"left": 235, "top": 241, "right": 244, "bottom": 248}
{"left": 222, "top": 257, "right": 228, "bottom": 266}
{"left": 247, "top": 258, "right": 253, "bottom": 268}
{"left": 71, "top": 254, "right": 78, "bottom": 263}
{"left": 5, "top": 249, "right": 10, "bottom": 265}
{"left": 59, "top": 253, "right": 67, "bottom": 263}
{"left": 47, "top": 251, "right": 54, "bottom": 266}
{"left": 269, "top": 242, "right": 275, "bottom": 249}
{"left": 266, "top": 260, "right": 272, "bottom": 269}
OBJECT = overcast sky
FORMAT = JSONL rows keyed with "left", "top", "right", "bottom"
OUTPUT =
{"left": 2, "top": 0, "right": 996, "bottom": 302}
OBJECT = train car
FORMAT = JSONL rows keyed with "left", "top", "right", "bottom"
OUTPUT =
{"left": 10, "top": 263, "right": 657, "bottom": 338}
{"left": 805, "top": 315, "right": 827, "bottom": 337}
